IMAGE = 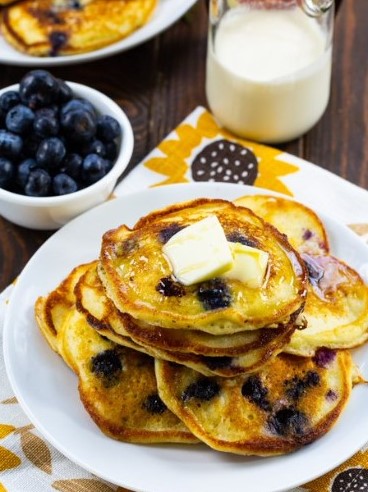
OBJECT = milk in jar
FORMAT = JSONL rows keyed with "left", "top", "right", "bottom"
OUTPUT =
{"left": 206, "top": 6, "right": 333, "bottom": 143}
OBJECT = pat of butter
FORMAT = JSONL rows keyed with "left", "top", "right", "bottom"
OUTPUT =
{"left": 223, "top": 243, "right": 269, "bottom": 288}
{"left": 162, "top": 215, "right": 233, "bottom": 286}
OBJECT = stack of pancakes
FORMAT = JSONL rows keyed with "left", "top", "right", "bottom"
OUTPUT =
{"left": 35, "top": 196, "right": 368, "bottom": 456}
{"left": 0, "top": 0, "right": 157, "bottom": 56}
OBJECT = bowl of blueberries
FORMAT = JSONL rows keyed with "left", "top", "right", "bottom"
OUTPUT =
{"left": 0, "top": 70, "right": 134, "bottom": 229}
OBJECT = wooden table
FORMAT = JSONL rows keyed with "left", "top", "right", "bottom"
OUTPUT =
{"left": 0, "top": 0, "right": 367, "bottom": 292}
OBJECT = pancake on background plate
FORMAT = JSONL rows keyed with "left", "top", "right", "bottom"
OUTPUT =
{"left": 2, "top": 0, "right": 157, "bottom": 56}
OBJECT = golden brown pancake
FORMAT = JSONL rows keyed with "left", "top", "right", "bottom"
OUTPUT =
{"left": 99, "top": 198, "right": 308, "bottom": 334}
{"left": 75, "top": 262, "right": 298, "bottom": 377}
{"left": 285, "top": 254, "right": 368, "bottom": 356}
{"left": 2, "top": 0, "right": 157, "bottom": 57}
{"left": 76, "top": 263, "right": 295, "bottom": 357}
{"left": 35, "top": 262, "right": 92, "bottom": 353}
{"left": 35, "top": 265, "right": 197, "bottom": 444}
{"left": 234, "top": 195, "right": 330, "bottom": 255}
{"left": 155, "top": 350, "right": 354, "bottom": 456}
{"left": 59, "top": 309, "right": 197, "bottom": 444}
{"left": 233, "top": 196, "right": 368, "bottom": 356}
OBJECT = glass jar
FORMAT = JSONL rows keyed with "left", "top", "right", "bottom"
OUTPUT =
{"left": 206, "top": 0, "right": 335, "bottom": 143}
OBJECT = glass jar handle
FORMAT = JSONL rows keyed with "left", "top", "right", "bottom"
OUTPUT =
{"left": 298, "top": 0, "right": 334, "bottom": 16}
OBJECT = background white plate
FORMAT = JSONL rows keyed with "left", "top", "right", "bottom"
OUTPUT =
{"left": 0, "top": 0, "right": 197, "bottom": 66}
{"left": 4, "top": 183, "right": 368, "bottom": 492}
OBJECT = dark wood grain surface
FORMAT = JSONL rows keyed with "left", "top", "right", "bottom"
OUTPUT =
{"left": 0, "top": 0, "right": 367, "bottom": 291}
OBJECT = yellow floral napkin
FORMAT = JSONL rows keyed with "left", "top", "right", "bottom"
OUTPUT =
{"left": 1, "top": 106, "right": 368, "bottom": 492}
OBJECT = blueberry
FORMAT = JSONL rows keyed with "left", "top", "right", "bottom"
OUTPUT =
{"left": 301, "top": 254, "right": 324, "bottom": 285}
{"left": 0, "top": 157, "right": 15, "bottom": 188}
{"left": 36, "top": 137, "right": 66, "bottom": 168}
{"left": 61, "top": 153, "right": 82, "bottom": 179}
{"left": 60, "top": 98, "right": 96, "bottom": 118}
{"left": 226, "top": 232, "right": 258, "bottom": 248}
{"left": 122, "top": 237, "right": 138, "bottom": 254}
{"left": 49, "top": 32, "right": 68, "bottom": 57}
{"left": 17, "top": 158, "right": 38, "bottom": 188}
{"left": 19, "top": 70, "right": 60, "bottom": 109}
{"left": 156, "top": 277, "right": 185, "bottom": 297}
{"left": 203, "top": 356, "right": 233, "bottom": 370}
{"left": 80, "top": 138, "right": 106, "bottom": 157}
{"left": 105, "top": 159, "right": 113, "bottom": 173}
{"left": 268, "top": 407, "right": 309, "bottom": 437}
{"left": 159, "top": 223, "right": 185, "bottom": 244}
{"left": 142, "top": 393, "right": 167, "bottom": 414}
{"left": 61, "top": 108, "right": 96, "bottom": 142}
{"left": 5, "top": 104, "right": 35, "bottom": 135}
{"left": 182, "top": 377, "right": 220, "bottom": 402}
{"left": 56, "top": 79, "right": 73, "bottom": 104}
{"left": 33, "top": 107, "right": 59, "bottom": 137}
{"left": 0, "top": 130, "right": 23, "bottom": 158}
{"left": 285, "top": 371, "right": 320, "bottom": 401}
{"left": 96, "top": 114, "right": 121, "bottom": 142}
{"left": 313, "top": 347, "right": 336, "bottom": 368}
{"left": 105, "top": 140, "right": 118, "bottom": 161}
{"left": 90, "top": 349, "right": 122, "bottom": 384}
{"left": 241, "top": 375, "right": 271, "bottom": 411}
{"left": 24, "top": 168, "right": 51, "bottom": 197}
{"left": 81, "top": 154, "right": 108, "bottom": 184}
{"left": 0, "top": 90, "right": 20, "bottom": 113}
{"left": 197, "top": 279, "right": 232, "bottom": 310}
{"left": 52, "top": 173, "right": 78, "bottom": 195}
{"left": 22, "top": 134, "right": 42, "bottom": 158}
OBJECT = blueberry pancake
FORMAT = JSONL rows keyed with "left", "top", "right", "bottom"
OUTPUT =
{"left": 76, "top": 263, "right": 296, "bottom": 357}
{"left": 59, "top": 309, "right": 198, "bottom": 444}
{"left": 35, "top": 261, "right": 92, "bottom": 354}
{"left": 285, "top": 254, "right": 368, "bottom": 356}
{"left": 234, "top": 195, "right": 330, "bottom": 255}
{"left": 155, "top": 350, "right": 354, "bottom": 456}
{"left": 74, "top": 264, "right": 298, "bottom": 376}
{"left": 2, "top": 0, "right": 157, "bottom": 57}
{"left": 232, "top": 195, "right": 368, "bottom": 356}
{"left": 35, "top": 266, "right": 197, "bottom": 444}
{"left": 99, "top": 198, "right": 308, "bottom": 334}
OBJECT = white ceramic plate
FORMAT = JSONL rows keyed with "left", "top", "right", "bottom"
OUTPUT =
{"left": 4, "top": 183, "right": 368, "bottom": 492}
{"left": 0, "top": 0, "right": 197, "bottom": 66}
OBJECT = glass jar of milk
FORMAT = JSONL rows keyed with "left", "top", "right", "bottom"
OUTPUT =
{"left": 206, "top": 0, "right": 334, "bottom": 143}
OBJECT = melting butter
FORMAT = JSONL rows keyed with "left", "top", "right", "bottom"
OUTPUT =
{"left": 162, "top": 215, "right": 233, "bottom": 286}
{"left": 224, "top": 242, "right": 269, "bottom": 288}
